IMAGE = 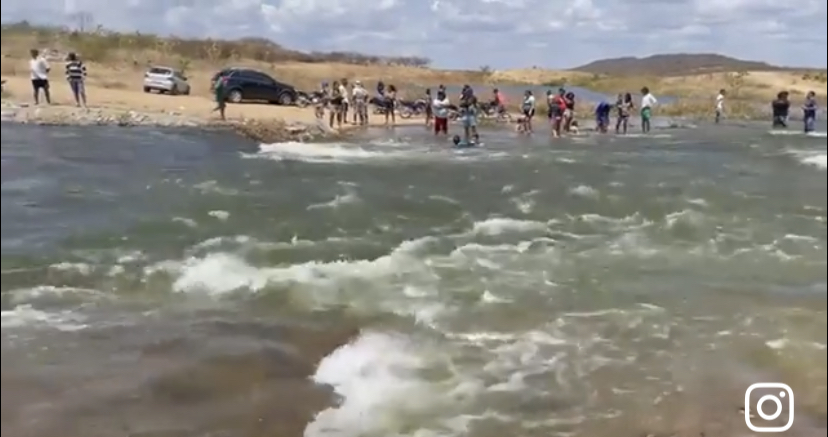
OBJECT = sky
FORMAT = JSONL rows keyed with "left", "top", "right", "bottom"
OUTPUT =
{"left": 2, "top": 0, "right": 826, "bottom": 69}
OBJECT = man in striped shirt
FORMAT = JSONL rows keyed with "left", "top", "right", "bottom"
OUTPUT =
{"left": 65, "top": 52, "right": 87, "bottom": 107}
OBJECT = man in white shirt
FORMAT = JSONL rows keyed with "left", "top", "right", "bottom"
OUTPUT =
{"left": 432, "top": 90, "right": 450, "bottom": 135}
{"left": 351, "top": 80, "right": 369, "bottom": 125}
{"left": 339, "top": 79, "right": 350, "bottom": 124}
{"left": 29, "top": 49, "right": 51, "bottom": 105}
{"left": 640, "top": 86, "right": 657, "bottom": 133}
{"left": 715, "top": 89, "right": 726, "bottom": 123}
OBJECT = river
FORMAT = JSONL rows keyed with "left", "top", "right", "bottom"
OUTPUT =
{"left": 2, "top": 121, "right": 826, "bottom": 437}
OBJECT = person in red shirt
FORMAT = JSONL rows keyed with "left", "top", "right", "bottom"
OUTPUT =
{"left": 549, "top": 88, "right": 567, "bottom": 137}
{"left": 493, "top": 88, "right": 507, "bottom": 115}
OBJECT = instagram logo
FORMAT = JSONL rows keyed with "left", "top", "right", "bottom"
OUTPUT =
{"left": 745, "top": 383, "right": 794, "bottom": 432}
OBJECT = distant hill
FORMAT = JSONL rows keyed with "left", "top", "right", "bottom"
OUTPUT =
{"left": 571, "top": 53, "right": 789, "bottom": 76}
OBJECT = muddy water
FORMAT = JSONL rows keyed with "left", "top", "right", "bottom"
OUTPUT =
{"left": 2, "top": 122, "right": 826, "bottom": 436}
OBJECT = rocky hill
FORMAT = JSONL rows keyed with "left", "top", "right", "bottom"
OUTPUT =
{"left": 572, "top": 53, "right": 789, "bottom": 76}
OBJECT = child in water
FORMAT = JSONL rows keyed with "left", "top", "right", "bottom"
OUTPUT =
{"left": 452, "top": 133, "right": 479, "bottom": 147}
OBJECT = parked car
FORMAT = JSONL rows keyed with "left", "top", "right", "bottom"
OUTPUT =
{"left": 211, "top": 68, "right": 298, "bottom": 105}
{"left": 209, "top": 67, "right": 242, "bottom": 90}
{"left": 143, "top": 66, "right": 190, "bottom": 95}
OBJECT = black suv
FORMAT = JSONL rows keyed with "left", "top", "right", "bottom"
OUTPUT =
{"left": 212, "top": 68, "right": 298, "bottom": 105}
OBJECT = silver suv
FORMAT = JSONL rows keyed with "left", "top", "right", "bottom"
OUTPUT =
{"left": 142, "top": 66, "right": 191, "bottom": 95}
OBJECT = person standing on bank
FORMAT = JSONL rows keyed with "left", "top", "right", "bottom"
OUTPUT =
{"left": 65, "top": 52, "right": 87, "bottom": 107}
{"left": 212, "top": 75, "right": 228, "bottom": 121}
{"left": 29, "top": 49, "right": 51, "bottom": 105}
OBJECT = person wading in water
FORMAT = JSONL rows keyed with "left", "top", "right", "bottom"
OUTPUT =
{"left": 549, "top": 89, "right": 567, "bottom": 138}
{"left": 640, "top": 87, "right": 657, "bottom": 133}
{"left": 458, "top": 85, "right": 479, "bottom": 144}
{"left": 384, "top": 85, "right": 397, "bottom": 126}
{"left": 771, "top": 91, "right": 790, "bottom": 128}
{"left": 520, "top": 90, "right": 536, "bottom": 134}
{"left": 424, "top": 88, "right": 433, "bottom": 127}
{"left": 563, "top": 91, "right": 576, "bottom": 133}
{"left": 616, "top": 93, "right": 634, "bottom": 134}
{"left": 802, "top": 91, "right": 817, "bottom": 133}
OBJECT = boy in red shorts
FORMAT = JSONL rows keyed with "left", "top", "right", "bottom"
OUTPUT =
{"left": 432, "top": 90, "right": 450, "bottom": 135}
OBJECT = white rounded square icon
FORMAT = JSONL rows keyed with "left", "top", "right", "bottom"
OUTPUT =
{"left": 745, "top": 383, "right": 794, "bottom": 432}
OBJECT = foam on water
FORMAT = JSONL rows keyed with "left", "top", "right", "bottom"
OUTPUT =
{"left": 10, "top": 201, "right": 827, "bottom": 435}
{"left": 241, "top": 138, "right": 512, "bottom": 164}
{"left": 242, "top": 141, "right": 399, "bottom": 163}
{"left": 1, "top": 304, "right": 88, "bottom": 331}
{"left": 769, "top": 130, "right": 827, "bottom": 137}
{"left": 802, "top": 153, "right": 828, "bottom": 169}
{"left": 305, "top": 331, "right": 454, "bottom": 437}
{"left": 616, "top": 133, "right": 673, "bottom": 139}
{"left": 788, "top": 149, "right": 828, "bottom": 170}
{"left": 5, "top": 123, "right": 827, "bottom": 436}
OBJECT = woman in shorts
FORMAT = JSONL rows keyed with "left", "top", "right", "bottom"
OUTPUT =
{"left": 615, "top": 93, "right": 634, "bottom": 134}
{"left": 521, "top": 90, "right": 536, "bottom": 133}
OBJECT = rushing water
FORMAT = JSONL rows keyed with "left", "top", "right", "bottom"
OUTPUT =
{"left": 2, "top": 121, "right": 826, "bottom": 437}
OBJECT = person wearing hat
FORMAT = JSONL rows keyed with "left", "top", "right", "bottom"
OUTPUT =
{"left": 352, "top": 80, "right": 369, "bottom": 125}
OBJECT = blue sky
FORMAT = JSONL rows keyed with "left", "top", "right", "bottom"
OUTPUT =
{"left": 2, "top": 0, "right": 826, "bottom": 69}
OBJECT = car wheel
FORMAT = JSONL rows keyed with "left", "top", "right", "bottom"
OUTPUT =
{"left": 170, "top": 86, "right": 179, "bottom": 96}
{"left": 278, "top": 92, "right": 294, "bottom": 106}
{"left": 228, "top": 89, "right": 243, "bottom": 103}
{"left": 143, "top": 86, "right": 151, "bottom": 93}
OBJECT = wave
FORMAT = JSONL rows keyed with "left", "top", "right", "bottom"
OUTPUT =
{"left": 788, "top": 149, "right": 827, "bottom": 170}
{"left": 769, "top": 130, "right": 828, "bottom": 138}
{"left": 241, "top": 141, "right": 401, "bottom": 163}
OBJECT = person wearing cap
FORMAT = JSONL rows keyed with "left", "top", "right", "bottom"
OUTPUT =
{"left": 352, "top": 80, "right": 369, "bottom": 125}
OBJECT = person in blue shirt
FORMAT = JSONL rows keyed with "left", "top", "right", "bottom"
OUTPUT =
{"left": 594, "top": 101, "right": 612, "bottom": 133}
{"left": 802, "top": 91, "right": 817, "bottom": 133}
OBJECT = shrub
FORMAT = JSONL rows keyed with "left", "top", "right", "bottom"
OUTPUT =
{"left": 1, "top": 22, "right": 432, "bottom": 68}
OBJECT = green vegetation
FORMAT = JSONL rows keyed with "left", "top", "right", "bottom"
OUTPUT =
{"left": 0, "top": 21, "right": 431, "bottom": 67}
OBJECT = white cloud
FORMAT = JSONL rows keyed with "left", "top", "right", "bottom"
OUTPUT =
{"left": 1, "top": 0, "right": 825, "bottom": 68}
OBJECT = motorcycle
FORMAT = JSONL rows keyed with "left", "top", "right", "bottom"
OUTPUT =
{"left": 371, "top": 97, "right": 428, "bottom": 119}
{"left": 397, "top": 99, "right": 428, "bottom": 119}
{"left": 296, "top": 90, "right": 324, "bottom": 108}
{"left": 477, "top": 101, "right": 512, "bottom": 121}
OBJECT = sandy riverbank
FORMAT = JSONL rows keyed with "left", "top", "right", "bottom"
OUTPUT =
{"left": 1, "top": 76, "right": 426, "bottom": 142}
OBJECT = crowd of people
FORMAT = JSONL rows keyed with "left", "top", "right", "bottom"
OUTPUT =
{"left": 307, "top": 78, "right": 821, "bottom": 144}
{"left": 310, "top": 80, "right": 399, "bottom": 129}
{"left": 18, "top": 47, "right": 820, "bottom": 135}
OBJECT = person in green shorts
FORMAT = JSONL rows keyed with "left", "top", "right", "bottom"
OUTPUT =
{"left": 212, "top": 76, "right": 228, "bottom": 120}
{"left": 639, "top": 86, "right": 657, "bottom": 133}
